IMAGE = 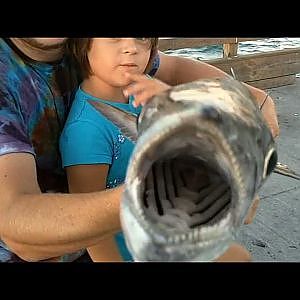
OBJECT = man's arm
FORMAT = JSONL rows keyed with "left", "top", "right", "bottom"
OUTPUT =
{"left": 0, "top": 153, "right": 123, "bottom": 261}
{"left": 155, "top": 51, "right": 230, "bottom": 85}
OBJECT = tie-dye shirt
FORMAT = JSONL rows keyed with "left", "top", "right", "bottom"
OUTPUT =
{"left": 0, "top": 38, "right": 160, "bottom": 262}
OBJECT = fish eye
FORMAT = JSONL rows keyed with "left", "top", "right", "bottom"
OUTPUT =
{"left": 263, "top": 148, "right": 278, "bottom": 179}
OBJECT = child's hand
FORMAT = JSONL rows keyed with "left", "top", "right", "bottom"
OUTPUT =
{"left": 123, "top": 72, "right": 171, "bottom": 107}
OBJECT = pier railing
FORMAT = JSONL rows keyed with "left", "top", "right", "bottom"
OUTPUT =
{"left": 158, "top": 38, "right": 300, "bottom": 89}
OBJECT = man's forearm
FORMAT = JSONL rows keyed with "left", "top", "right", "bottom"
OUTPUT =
{"left": 156, "top": 52, "right": 229, "bottom": 86}
{"left": 243, "top": 82, "right": 279, "bottom": 138}
{"left": 0, "top": 186, "right": 123, "bottom": 261}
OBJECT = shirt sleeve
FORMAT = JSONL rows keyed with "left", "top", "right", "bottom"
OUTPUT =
{"left": 59, "top": 119, "right": 113, "bottom": 167}
{"left": 0, "top": 87, "right": 34, "bottom": 157}
{"left": 147, "top": 53, "right": 160, "bottom": 77}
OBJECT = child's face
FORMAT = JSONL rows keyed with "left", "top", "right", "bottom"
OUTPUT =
{"left": 87, "top": 38, "right": 152, "bottom": 87}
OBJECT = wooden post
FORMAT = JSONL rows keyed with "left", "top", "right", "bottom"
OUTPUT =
{"left": 223, "top": 40, "right": 239, "bottom": 58}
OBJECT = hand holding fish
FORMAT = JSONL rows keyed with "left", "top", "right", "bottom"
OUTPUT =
{"left": 123, "top": 72, "right": 171, "bottom": 107}
{"left": 90, "top": 77, "right": 278, "bottom": 261}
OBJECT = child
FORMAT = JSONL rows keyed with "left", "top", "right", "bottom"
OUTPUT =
{"left": 60, "top": 38, "right": 253, "bottom": 262}
{"left": 59, "top": 38, "right": 167, "bottom": 261}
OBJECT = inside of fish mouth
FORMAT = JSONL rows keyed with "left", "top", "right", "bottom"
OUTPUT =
{"left": 141, "top": 137, "right": 232, "bottom": 232}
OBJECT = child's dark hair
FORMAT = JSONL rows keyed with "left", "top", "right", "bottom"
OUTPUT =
{"left": 65, "top": 38, "right": 159, "bottom": 80}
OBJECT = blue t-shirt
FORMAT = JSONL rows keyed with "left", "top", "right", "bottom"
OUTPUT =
{"left": 59, "top": 87, "right": 142, "bottom": 261}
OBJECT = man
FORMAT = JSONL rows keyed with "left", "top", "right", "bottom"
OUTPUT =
{"left": 0, "top": 38, "right": 279, "bottom": 262}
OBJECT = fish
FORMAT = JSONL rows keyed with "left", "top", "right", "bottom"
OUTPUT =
{"left": 88, "top": 77, "right": 279, "bottom": 261}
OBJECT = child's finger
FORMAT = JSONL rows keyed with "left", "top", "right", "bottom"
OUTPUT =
{"left": 133, "top": 84, "right": 171, "bottom": 107}
{"left": 132, "top": 90, "right": 156, "bottom": 107}
{"left": 123, "top": 83, "right": 146, "bottom": 98}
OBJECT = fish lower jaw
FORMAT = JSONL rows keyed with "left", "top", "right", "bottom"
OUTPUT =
{"left": 163, "top": 230, "right": 235, "bottom": 262}
{"left": 123, "top": 174, "right": 238, "bottom": 245}
{"left": 122, "top": 119, "right": 246, "bottom": 260}
{"left": 134, "top": 240, "right": 233, "bottom": 262}
{"left": 165, "top": 210, "right": 233, "bottom": 244}
{"left": 122, "top": 202, "right": 235, "bottom": 261}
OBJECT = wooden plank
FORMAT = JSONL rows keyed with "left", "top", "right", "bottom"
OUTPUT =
{"left": 246, "top": 75, "right": 296, "bottom": 90}
{"left": 237, "top": 38, "right": 262, "bottom": 43}
{"left": 223, "top": 43, "right": 238, "bottom": 58}
{"left": 158, "top": 38, "right": 260, "bottom": 51}
{"left": 159, "top": 38, "right": 233, "bottom": 51}
{"left": 205, "top": 48, "right": 300, "bottom": 82}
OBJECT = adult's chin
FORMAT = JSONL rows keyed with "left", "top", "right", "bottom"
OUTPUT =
{"left": 23, "top": 38, "right": 67, "bottom": 49}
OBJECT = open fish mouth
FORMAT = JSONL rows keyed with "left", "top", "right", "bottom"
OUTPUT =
{"left": 143, "top": 155, "right": 232, "bottom": 230}
{"left": 124, "top": 112, "right": 247, "bottom": 249}
{"left": 88, "top": 77, "right": 279, "bottom": 261}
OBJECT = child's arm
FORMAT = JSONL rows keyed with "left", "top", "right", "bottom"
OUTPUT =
{"left": 66, "top": 164, "right": 109, "bottom": 193}
{"left": 60, "top": 118, "right": 126, "bottom": 262}
{"left": 66, "top": 164, "right": 124, "bottom": 262}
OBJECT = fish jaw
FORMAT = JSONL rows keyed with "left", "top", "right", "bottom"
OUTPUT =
{"left": 120, "top": 111, "right": 249, "bottom": 261}
{"left": 121, "top": 186, "right": 235, "bottom": 261}
{"left": 118, "top": 78, "right": 276, "bottom": 261}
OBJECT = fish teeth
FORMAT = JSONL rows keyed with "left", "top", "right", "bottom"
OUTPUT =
{"left": 193, "top": 229, "right": 200, "bottom": 240}
{"left": 188, "top": 231, "right": 194, "bottom": 242}
{"left": 167, "top": 236, "right": 174, "bottom": 244}
{"left": 174, "top": 235, "right": 180, "bottom": 244}
{"left": 180, "top": 234, "right": 187, "bottom": 242}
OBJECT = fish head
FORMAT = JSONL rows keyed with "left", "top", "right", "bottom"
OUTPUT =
{"left": 89, "top": 77, "right": 277, "bottom": 261}
{"left": 121, "top": 77, "right": 277, "bottom": 261}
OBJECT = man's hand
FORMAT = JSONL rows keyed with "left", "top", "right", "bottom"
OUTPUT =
{"left": 215, "top": 243, "right": 251, "bottom": 262}
{"left": 123, "top": 73, "right": 171, "bottom": 107}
